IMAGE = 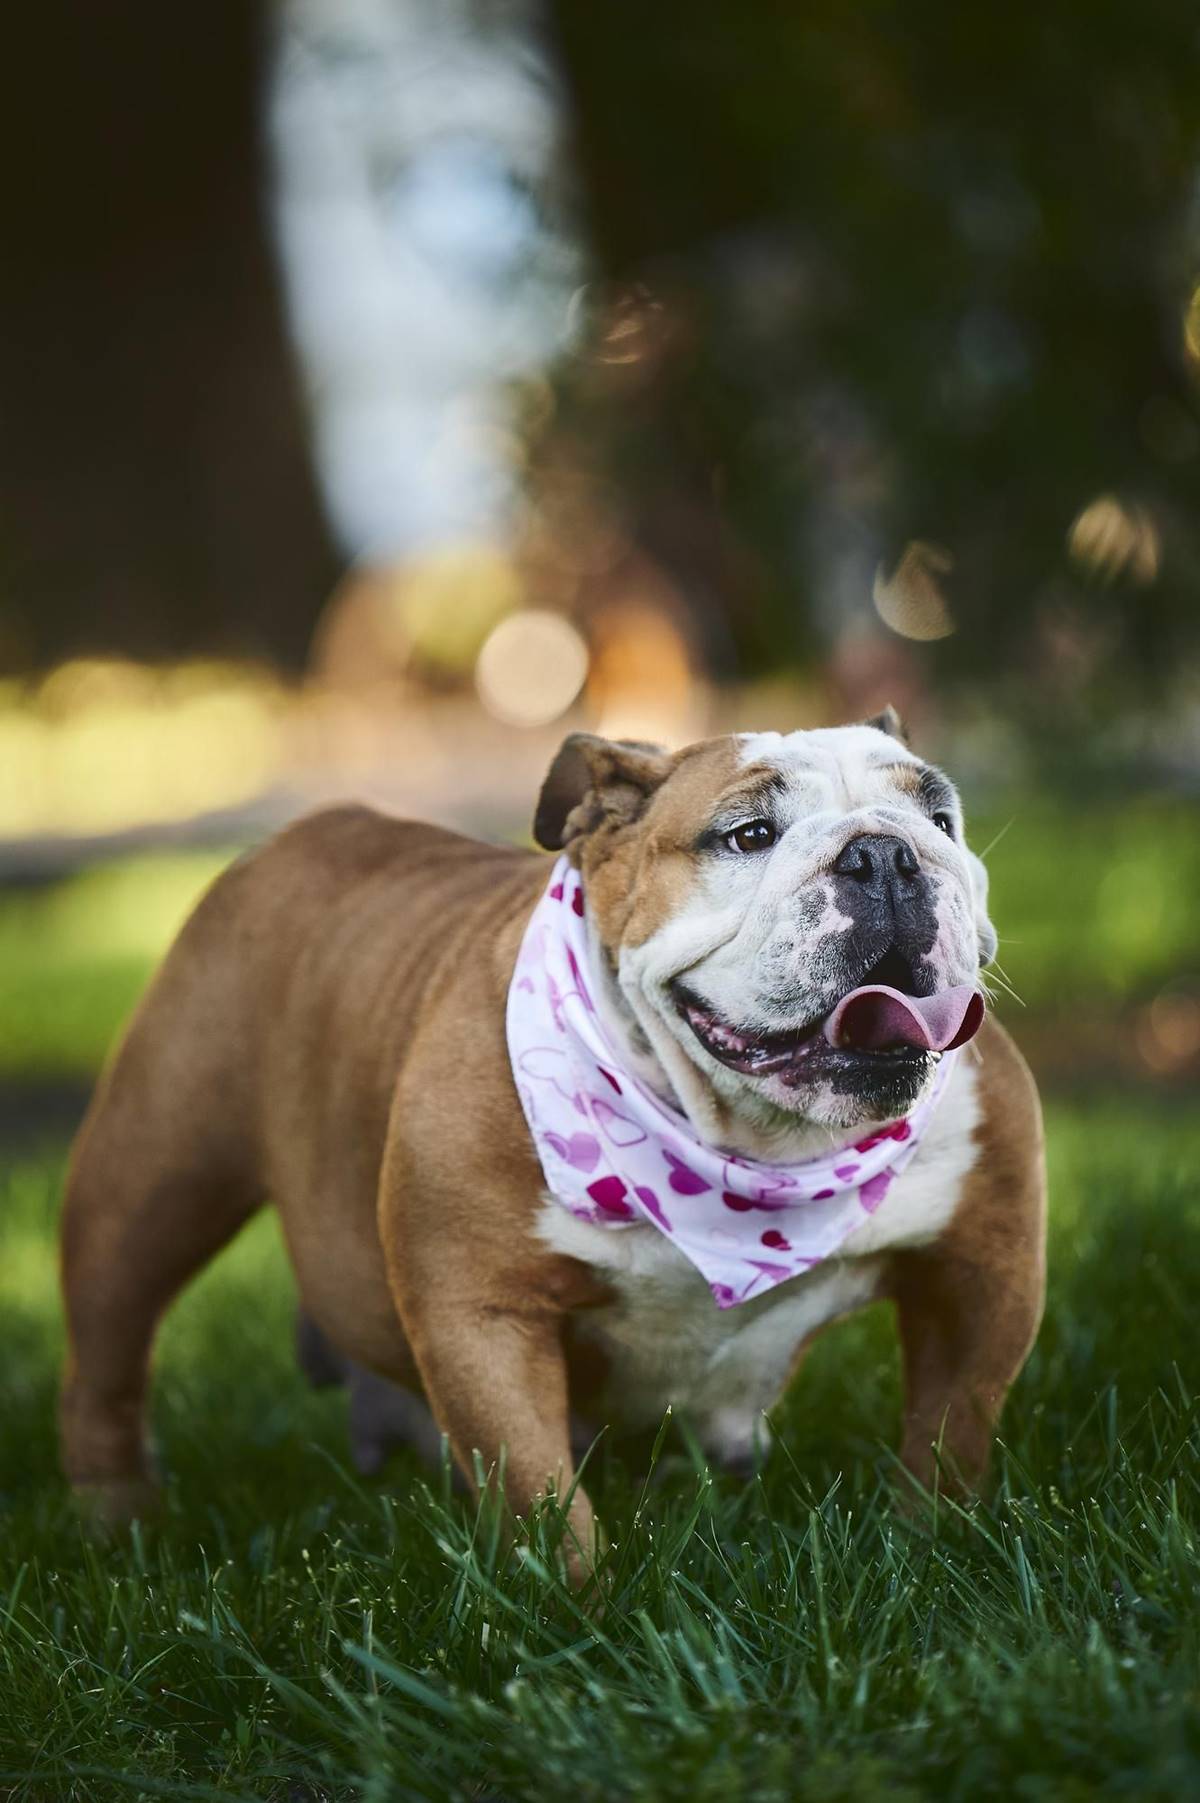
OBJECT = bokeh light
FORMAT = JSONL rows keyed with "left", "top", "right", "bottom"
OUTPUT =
{"left": 397, "top": 545, "right": 524, "bottom": 676}
{"left": 585, "top": 572, "right": 710, "bottom": 746}
{"left": 1184, "top": 284, "right": 1200, "bottom": 368}
{"left": 0, "top": 662, "right": 284, "bottom": 838}
{"left": 1067, "top": 495, "right": 1160, "bottom": 586}
{"left": 474, "top": 609, "right": 589, "bottom": 726}
{"left": 872, "top": 542, "right": 956, "bottom": 640}
{"left": 1136, "top": 988, "right": 1200, "bottom": 1074}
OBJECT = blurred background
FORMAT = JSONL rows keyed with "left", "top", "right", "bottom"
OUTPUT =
{"left": 1, "top": 0, "right": 1199, "bottom": 1139}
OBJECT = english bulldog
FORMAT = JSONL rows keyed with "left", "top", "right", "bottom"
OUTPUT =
{"left": 60, "top": 713, "right": 1046, "bottom": 1571}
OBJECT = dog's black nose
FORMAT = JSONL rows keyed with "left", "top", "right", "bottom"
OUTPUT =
{"left": 834, "top": 833, "right": 920, "bottom": 889}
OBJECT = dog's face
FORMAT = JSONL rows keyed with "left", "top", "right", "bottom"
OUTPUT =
{"left": 535, "top": 716, "right": 995, "bottom": 1138}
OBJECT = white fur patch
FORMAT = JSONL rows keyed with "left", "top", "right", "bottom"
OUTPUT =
{"left": 738, "top": 723, "right": 921, "bottom": 787}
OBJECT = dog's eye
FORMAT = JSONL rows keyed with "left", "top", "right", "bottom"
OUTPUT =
{"left": 932, "top": 811, "right": 955, "bottom": 838}
{"left": 725, "top": 819, "right": 777, "bottom": 854}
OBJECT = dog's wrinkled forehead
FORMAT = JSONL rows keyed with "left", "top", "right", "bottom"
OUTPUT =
{"left": 735, "top": 725, "right": 927, "bottom": 816}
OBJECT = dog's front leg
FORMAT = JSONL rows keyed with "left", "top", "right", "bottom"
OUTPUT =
{"left": 889, "top": 1223, "right": 1045, "bottom": 1499}
{"left": 383, "top": 1219, "right": 603, "bottom": 1583}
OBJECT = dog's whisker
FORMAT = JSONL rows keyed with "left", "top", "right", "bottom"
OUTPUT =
{"left": 982, "top": 969, "right": 1025, "bottom": 1008}
{"left": 977, "top": 818, "right": 1016, "bottom": 861}
{"left": 986, "top": 959, "right": 1026, "bottom": 1007}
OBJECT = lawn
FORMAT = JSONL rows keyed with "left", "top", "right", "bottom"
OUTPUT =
{"left": 0, "top": 798, "right": 1197, "bottom": 1799}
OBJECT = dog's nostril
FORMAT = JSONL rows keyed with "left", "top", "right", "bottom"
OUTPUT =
{"left": 893, "top": 840, "right": 919, "bottom": 879}
{"left": 836, "top": 842, "right": 876, "bottom": 883}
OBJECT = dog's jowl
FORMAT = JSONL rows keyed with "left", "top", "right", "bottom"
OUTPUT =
{"left": 59, "top": 718, "right": 1045, "bottom": 1570}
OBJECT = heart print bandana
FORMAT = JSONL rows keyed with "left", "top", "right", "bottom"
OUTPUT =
{"left": 506, "top": 857, "right": 958, "bottom": 1309}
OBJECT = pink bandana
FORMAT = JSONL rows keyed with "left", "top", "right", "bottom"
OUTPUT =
{"left": 507, "top": 858, "right": 957, "bottom": 1309}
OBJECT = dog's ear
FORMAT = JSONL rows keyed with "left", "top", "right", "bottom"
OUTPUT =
{"left": 865, "top": 703, "right": 909, "bottom": 745}
{"left": 534, "top": 733, "right": 673, "bottom": 851}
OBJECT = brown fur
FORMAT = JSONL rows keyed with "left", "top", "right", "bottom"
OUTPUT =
{"left": 60, "top": 767, "right": 1045, "bottom": 1572}
{"left": 888, "top": 1018, "right": 1045, "bottom": 1491}
{"left": 779, "top": 1023, "right": 1045, "bottom": 1491}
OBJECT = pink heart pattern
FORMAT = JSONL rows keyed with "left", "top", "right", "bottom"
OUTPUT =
{"left": 722, "top": 1190, "right": 779, "bottom": 1215}
{"left": 508, "top": 855, "right": 964, "bottom": 1310}
{"left": 544, "top": 1130, "right": 601, "bottom": 1173}
{"left": 634, "top": 1185, "right": 672, "bottom": 1232}
{"left": 859, "top": 1170, "right": 893, "bottom": 1213}
{"left": 592, "top": 1099, "right": 647, "bottom": 1147}
{"left": 586, "top": 1175, "right": 634, "bottom": 1218}
{"left": 664, "top": 1150, "right": 711, "bottom": 1194}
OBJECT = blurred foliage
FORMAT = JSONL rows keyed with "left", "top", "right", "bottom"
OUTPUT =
{"left": 0, "top": 854, "right": 227, "bottom": 1078}
{"left": 1, "top": 800, "right": 1196, "bottom": 1080}
{"left": 981, "top": 798, "right": 1200, "bottom": 1004}
{"left": 3, "top": 0, "right": 1197, "bottom": 741}
{"left": 543, "top": 0, "right": 1200, "bottom": 703}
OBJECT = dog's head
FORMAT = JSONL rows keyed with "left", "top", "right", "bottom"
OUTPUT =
{"left": 534, "top": 714, "right": 994, "bottom": 1141}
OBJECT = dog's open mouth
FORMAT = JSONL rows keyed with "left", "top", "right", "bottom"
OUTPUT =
{"left": 675, "top": 950, "right": 983, "bottom": 1082}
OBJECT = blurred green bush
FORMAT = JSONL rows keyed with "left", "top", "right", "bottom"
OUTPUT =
{"left": 978, "top": 797, "right": 1200, "bottom": 1006}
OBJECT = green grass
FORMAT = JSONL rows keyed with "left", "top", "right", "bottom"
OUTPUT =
{"left": 0, "top": 1098, "right": 1198, "bottom": 1799}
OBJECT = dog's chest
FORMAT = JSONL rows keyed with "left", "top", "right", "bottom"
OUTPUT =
{"left": 536, "top": 1061, "right": 982, "bottom": 1463}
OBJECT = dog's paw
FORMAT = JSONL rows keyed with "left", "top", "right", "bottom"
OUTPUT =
{"left": 701, "top": 1406, "right": 774, "bottom": 1480}
{"left": 893, "top": 1437, "right": 988, "bottom": 1520}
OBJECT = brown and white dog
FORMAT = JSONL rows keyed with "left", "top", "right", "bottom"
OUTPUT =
{"left": 59, "top": 715, "right": 1045, "bottom": 1566}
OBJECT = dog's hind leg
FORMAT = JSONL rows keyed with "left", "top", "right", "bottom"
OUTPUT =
{"left": 59, "top": 1014, "right": 262, "bottom": 1522}
{"left": 295, "top": 1309, "right": 452, "bottom": 1478}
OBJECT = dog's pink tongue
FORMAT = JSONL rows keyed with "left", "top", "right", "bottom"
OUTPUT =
{"left": 824, "top": 984, "right": 984, "bottom": 1053}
